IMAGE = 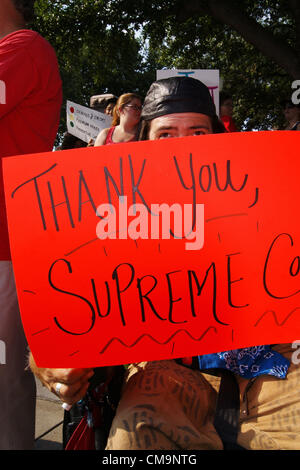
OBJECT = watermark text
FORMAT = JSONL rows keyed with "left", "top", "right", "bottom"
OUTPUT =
{"left": 0, "top": 340, "right": 6, "bottom": 365}
{"left": 0, "top": 80, "right": 6, "bottom": 104}
{"left": 291, "top": 80, "right": 300, "bottom": 105}
{"left": 291, "top": 340, "right": 300, "bottom": 364}
{"left": 96, "top": 196, "right": 204, "bottom": 250}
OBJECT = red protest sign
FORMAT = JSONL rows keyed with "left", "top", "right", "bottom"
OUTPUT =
{"left": 3, "top": 131, "right": 300, "bottom": 367}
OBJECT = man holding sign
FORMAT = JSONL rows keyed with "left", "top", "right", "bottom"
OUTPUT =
{"left": 30, "top": 77, "right": 300, "bottom": 450}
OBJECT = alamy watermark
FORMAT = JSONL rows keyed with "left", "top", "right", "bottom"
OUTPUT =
{"left": 0, "top": 340, "right": 6, "bottom": 365}
{"left": 291, "top": 80, "right": 300, "bottom": 105}
{"left": 96, "top": 196, "right": 204, "bottom": 250}
{"left": 0, "top": 80, "right": 6, "bottom": 104}
{"left": 291, "top": 340, "right": 300, "bottom": 364}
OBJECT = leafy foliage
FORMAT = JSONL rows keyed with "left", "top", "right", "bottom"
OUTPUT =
{"left": 144, "top": 14, "right": 291, "bottom": 131}
{"left": 32, "top": 0, "right": 153, "bottom": 139}
{"left": 31, "top": 0, "right": 299, "bottom": 133}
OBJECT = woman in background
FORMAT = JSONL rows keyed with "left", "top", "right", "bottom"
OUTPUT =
{"left": 94, "top": 93, "right": 142, "bottom": 146}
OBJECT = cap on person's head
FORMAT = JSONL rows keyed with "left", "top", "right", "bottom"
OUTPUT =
{"left": 141, "top": 76, "right": 216, "bottom": 121}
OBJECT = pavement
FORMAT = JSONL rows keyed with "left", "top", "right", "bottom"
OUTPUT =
{"left": 34, "top": 378, "right": 64, "bottom": 450}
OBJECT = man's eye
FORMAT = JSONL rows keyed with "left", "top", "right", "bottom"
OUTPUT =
{"left": 193, "top": 130, "right": 205, "bottom": 136}
{"left": 158, "top": 132, "right": 173, "bottom": 139}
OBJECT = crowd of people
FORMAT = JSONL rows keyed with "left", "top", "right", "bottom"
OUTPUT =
{"left": 59, "top": 85, "right": 300, "bottom": 154}
{"left": 1, "top": 0, "right": 300, "bottom": 452}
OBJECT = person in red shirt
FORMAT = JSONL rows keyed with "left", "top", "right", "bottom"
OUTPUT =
{"left": 0, "top": 0, "right": 62, "bottom": 449}
{"left": 282, "top": 99, "right": 300, "bottom": 131}
{"left": 219, "top": 91, "right": 238, "bottom": 132}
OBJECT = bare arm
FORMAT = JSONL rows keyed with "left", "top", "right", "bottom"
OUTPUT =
{"left": 94, "top": 127, "right": 110, "bottom": 146}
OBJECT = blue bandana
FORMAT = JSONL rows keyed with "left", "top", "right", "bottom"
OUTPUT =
{"left": 198, "top": 345, "right": 290, "bottom": 379}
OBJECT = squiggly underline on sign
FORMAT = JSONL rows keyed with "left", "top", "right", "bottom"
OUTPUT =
{"left": 254, "top": 307, "right": 300, "bottom": 327}
{"left": 99, "top": 326, "right": 218, "bottom": 355}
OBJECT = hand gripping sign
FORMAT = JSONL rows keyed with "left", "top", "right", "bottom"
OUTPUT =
{"left": 3, "top": 131, "right": 300, "bottom": 367}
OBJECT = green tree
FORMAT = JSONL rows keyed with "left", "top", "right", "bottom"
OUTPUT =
{"left": 31, "top": 1, "right": 300, "bottom": 132}
{"left": 32, "top": 0, "right": 153, "bottom": 140}
{"left": 105, "top": 0, "right": 300, "bottom": 130}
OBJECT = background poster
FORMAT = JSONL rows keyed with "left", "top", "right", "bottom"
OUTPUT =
{"left": 66, "top": 100, "right": 111, "bottom": 143}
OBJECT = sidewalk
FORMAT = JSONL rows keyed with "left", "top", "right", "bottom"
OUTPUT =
{"left": 34, "top": 378, "right": 64, "bottom": 450}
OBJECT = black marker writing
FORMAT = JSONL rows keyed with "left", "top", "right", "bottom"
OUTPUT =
{"left": 47, "top": 177, "right": 75, "bottom": 231}
{"left": 166, "top": 270, "right": 186, "bottom": 324}
{"left": 47, "top": 251, "right": 253, "bottom": 336}
{"left": 227, "top": 252, "right": 250, "bottom": 308}
{"left": 128, "top": 154, "right": 152, "bottom": 215}
{"left": 188, "top": 263, "right": 229, "bottom": 326}
{"left": 78, "top": 170, "right": 98, "bottom": 221}
{"left": 263, "top": 232, "right": 300, "bottom": 299}
{"left": 173, "top": 155, "right": 259, "bottom": 236}
{"left": 49, "top": 258, "right": 96, "bottom": 335}
{"left": 104, "top": 157, "right": 124, "bottom": 209}
{"left": 173, "top": 154, "right": 196, "bottom": 235}
{"left": 137, "top": 274, "right": 166, "bottom": 322}
{"left": 112, "top": 262, "right": 135, "bottom": 326}
{"left": 11, "top": 164, "right": 57, "bottom": 230}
